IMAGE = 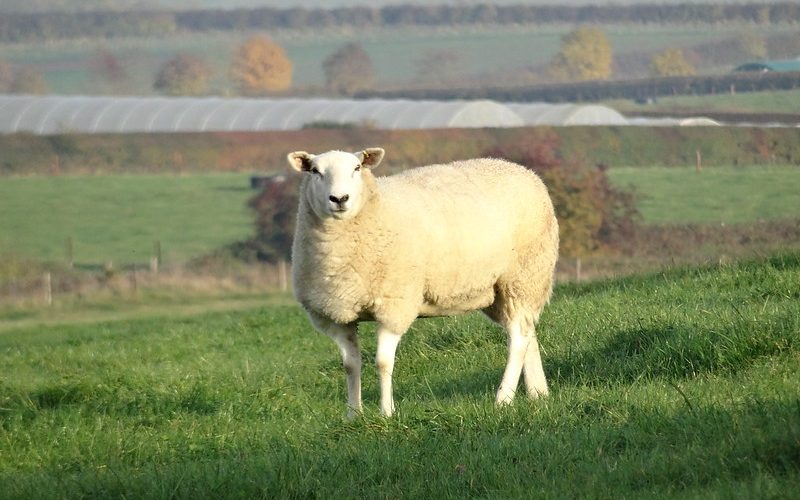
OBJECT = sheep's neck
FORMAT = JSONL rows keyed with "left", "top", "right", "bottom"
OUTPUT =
{"left": 296, "top": 181, "right": 386, "bottom": 322}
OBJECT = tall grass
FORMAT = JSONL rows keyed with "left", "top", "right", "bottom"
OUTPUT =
{"left": 1, "top": 253, "right": 798, "bottom": 498}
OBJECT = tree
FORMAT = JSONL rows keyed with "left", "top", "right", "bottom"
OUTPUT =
{"left": 92, "top": 48, "right": 128, "bottom": 85}
{"left": 0, "top": 59, "right": 13, "bottom": 92}
{"left": 229, "top": 35, "right": 292, "bottom": 95}
{"left": 739, "top": 30, "right": 767, "bottom": 60}
{"left": 9, "top": 67, "right": 47, "bottom": 94}
{"left": 322, "top": 42, "right": 375, "bottom": 96}
{"left": 154, "top": 53, "right": 213, "bottom": 96}
{"left": 650, "top": 48, "right": 696, "bottom": 77}
{"left": 548, "top": 26, "right": 613, "bottom": 82}
{"left": 414, "top": 49, "right": 465, "bottom": 86}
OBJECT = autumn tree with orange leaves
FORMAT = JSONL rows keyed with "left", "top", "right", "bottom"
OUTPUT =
{"left": 229, "top": 35, "right": 292, "bottom": 95}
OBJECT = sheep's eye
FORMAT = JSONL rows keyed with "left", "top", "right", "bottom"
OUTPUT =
{"left": 354, "top": 165, "right": 361, "bottom": 172}
{"left": 310, "top": 167, "right": 321, "bottom": 176}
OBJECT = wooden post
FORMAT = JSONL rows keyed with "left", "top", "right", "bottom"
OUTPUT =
{"left": 695, "top": 150, "right": 702, "bottom": 172}
{"left": 131, "top": 266, "right": 138, "bottom": 297}
{"left": 576, "top": 257, "right": 582, "bottom": 282}
{"left": 104, "top": 261, "right": 114, "bottom": 279}
{"left": 44, "top": 272, "right": 52, "bottom": 306}
{"left": 278, "top": 259, "right": 288, "bottom": 292}
{"left": 151, "top": 240, "right": 161, "bottom": 273}
{"left": 65, "top": 236, "right": 74, "bottom": 269}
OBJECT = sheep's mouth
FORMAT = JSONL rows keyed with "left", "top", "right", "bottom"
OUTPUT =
{"left": 329, "top": 207, "right": 350, "bottom": 219}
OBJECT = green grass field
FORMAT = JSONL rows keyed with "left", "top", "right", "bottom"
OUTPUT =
{"left": 1, "top": 253, "right": 798, "bottom": 497}
{"left": 609, "top": 165, "right": 800, "bottom": 225}
{"left": 0, "top": 173, "right": 253, "bottom": 267}
{"left": 2, "top": 166, "right": 798, "bottom": 267}
{"left": 613, "top": 88, "right": 800, "bottom": 115}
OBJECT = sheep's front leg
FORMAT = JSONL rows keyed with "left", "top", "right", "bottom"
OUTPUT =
{"left": 376, "top": 327, "right": 403, "bottom": 417}
{"left": 309, "top": 313, "right": 362, "bottom": 419}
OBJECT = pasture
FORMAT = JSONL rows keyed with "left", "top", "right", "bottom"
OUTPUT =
{"left": 2, "top": 166, "right": 799, "bottom": 268}
{"left": 612, "top": 88, "right": 800, "bottom": 115}
{"left": 0, "top": 173, "right": 253, "bottom": 267}
{"left": 1, "top": 254, "right": 798, "bottom": 497}
{"left": 608, "top": 166, "right": 800, "bottom": 225}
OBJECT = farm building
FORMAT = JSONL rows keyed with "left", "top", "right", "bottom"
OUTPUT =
{"left": 0, "top": 95, "right": 630, "bottom": 135}
{"left": 734, "top": 59, "right": 800, "bottom": 73}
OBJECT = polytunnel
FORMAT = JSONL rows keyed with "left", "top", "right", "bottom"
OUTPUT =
{"left": 0, "top": 95, "right": 629, "bottom": 135}
{"left": 507, "top": 103, "right": 628, "bottom": 126}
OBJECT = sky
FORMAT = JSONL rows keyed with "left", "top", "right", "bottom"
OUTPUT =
{"left": 0, "top": 0, "right": 788, "bottom": 13}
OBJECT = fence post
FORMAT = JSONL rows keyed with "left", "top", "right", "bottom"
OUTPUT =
{"left": 576, "top": 257, "right": 582, "bottom": 282}
{"left": 131, "top": 266, "right": 138, "bottom": 297}
{"left": 278, "top": 259, "right": 288, "bottom": 292}
{"left": 65, "top": 236, "right": 74, "bottom": 269}
{"left": 44, "top": 272, "right": 52, "bottom": 306}
{"left": 695, "top": 150, "right": 702, "bottom": 172}
{"left": 151, "top": 240, "right": 161, "bottom": 273}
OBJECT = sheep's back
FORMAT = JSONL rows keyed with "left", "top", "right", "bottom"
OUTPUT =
{"left": 376, "top": 159, "right": 555, "bottom": 310}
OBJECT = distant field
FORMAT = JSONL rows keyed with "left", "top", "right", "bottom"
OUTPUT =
{"left": 613, "top": 88, "right": 800, "bottom": 115}
{"left": 609, "top": 166, "right": 800, "bottom": 225}
{"left": 1, "top": 24, "right": 786, "bottom": 95}
{"left": 0, "top": 174, "right": 253, "bottom": 267}
{"left": 2, "top": 166, "right": 799, "bottom": 266}
{"left": 1, "top": 254, "right": 798, "bottom": 497}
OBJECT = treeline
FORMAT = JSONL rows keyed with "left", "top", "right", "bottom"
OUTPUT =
{"left": 3, "top": 126, "right": 799, "bottom": 177}
{"left": 1, "top": 2, "right": 798, "bottom": 42}
{"left": 363, "top": 70, "right": 800, "bottom": 104}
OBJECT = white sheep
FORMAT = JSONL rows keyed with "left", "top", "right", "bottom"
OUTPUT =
{"left": 287, "top": 147, "right": 559, "bottom": 418}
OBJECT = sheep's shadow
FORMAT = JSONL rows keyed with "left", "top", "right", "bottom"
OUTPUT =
{"left": 423, "top": 319, "right": 763, "bottom": 401}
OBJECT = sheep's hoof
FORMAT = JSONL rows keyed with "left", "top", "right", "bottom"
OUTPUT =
{"left": 495, "top": 389, "right": 516, "bottom": 406}
{"left": 526, "top": 387, "right": 549, "bottom": 399}
{"left": 345, "top": 407, "right": 363, "bottom": 421}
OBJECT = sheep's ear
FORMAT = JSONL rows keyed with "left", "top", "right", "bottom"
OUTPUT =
{"left": 357, "top": 148, "right": 385, "bottom": 169}
{"left": 287, "top": 151, "right": 315, "bottom": 172}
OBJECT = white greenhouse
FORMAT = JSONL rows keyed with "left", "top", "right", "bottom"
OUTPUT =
{"left": 0, "top": 95, "right": 637, "bottom": 135}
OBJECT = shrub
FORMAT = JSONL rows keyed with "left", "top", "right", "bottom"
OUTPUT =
{"left": 236, "top": 175, "right": 298, "bottom": 263}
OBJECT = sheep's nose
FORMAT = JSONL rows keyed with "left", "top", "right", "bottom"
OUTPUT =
{"left": 329, "top": 194, "right": 349, "bottom": 204}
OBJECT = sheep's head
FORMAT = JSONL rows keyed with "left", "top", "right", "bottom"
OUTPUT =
{"left": 287, "top": 148, "right": 384, "bottom": 221}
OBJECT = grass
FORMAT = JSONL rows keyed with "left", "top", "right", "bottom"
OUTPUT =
{"left": 609, "top": 165, "right": 800, "bottom": 225}
{"left": 0, "top": 173, "right": 254, "bottom": 267}
{"left": 1, "top": 252, "right": 798, "bottom": 497}
{"left": 613, "top": 88, "right": 800, "bottom": 115}
{"left": 2, "top": 166, "right": 798, "bottom": 268}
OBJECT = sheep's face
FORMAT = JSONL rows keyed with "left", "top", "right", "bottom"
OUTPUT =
{"left": 288, "top": 148, "right": 384, "bottom": 221}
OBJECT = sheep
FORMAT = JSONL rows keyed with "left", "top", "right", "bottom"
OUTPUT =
{"left": 287, "top": 147, "right": 559, "bottom": 418}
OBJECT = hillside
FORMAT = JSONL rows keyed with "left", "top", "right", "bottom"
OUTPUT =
{"left": 1, "top": 253, "right": 798, "bottom": 497}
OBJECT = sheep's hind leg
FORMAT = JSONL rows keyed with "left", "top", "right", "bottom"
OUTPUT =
{"left": 376, "top": 327, "right": 403, "bottom": 417}
{"left": 496, "top": 318, "right": 529, "bottom": 406}
{"left": 522, "top": 325, "right": 549, "bottom": 398}
{"left": 308, "top": 313, "right": 362, "bottom": 419}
